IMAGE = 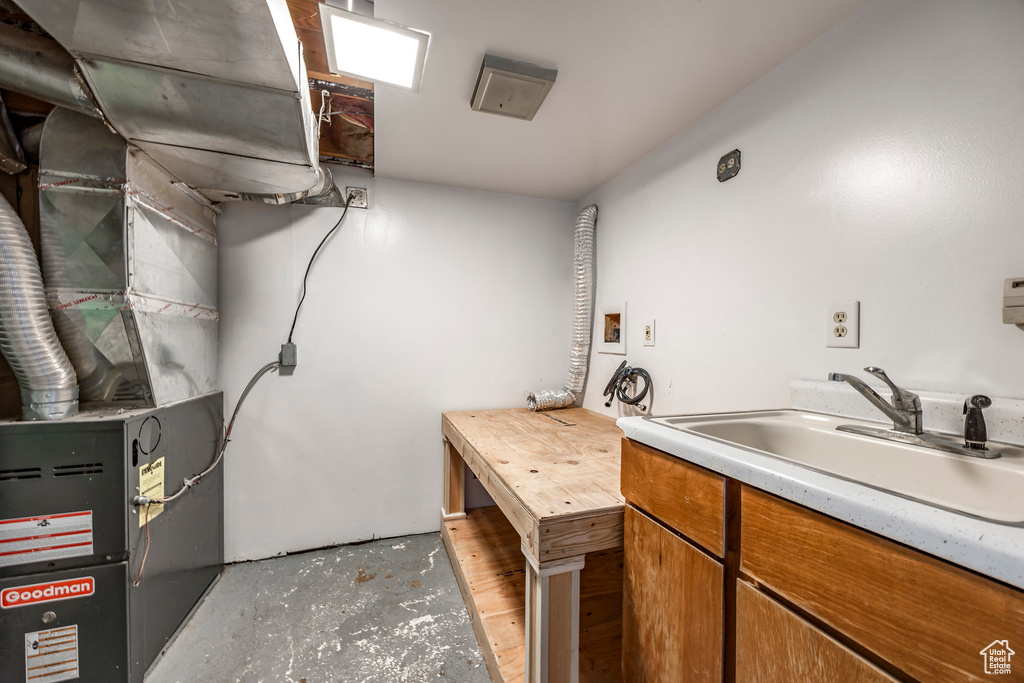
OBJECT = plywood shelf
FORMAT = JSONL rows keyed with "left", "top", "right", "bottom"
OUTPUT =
{"left": 441, "top": 408, "right": 625, "bottom": 563}
{"left": 442, "top": 506, "right": 622, "bottom": 683}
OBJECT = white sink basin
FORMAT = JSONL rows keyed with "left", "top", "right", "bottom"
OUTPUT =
{"left": 649, "top": 410, "right": 1024, "bottom": 524}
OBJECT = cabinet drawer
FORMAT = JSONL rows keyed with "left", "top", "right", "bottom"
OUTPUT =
{"left": 741, "top": 486, "right": 1024, "bottom": 682}
{"left": 624, "top": 505, "right": 722, "bottom": 683}
{"left": 736, "top": 580, "right": 896, "bottom": 682}
{"left": 621, "top": 438, "right": 726, "bottom": 557}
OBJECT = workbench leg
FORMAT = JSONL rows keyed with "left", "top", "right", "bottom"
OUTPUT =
{"left": 442, "top": 438, "right": 466, "bottom": 521}
{"left": 524, "top": 552, "right": 585, "bottom": 683}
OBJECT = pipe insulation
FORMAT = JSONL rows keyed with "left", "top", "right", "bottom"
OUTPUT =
{"left": 527, "top": 204, "right": 598, "bottom": 412}
{"left": 0, "top": 193, "right": 79, "bottom": 420}
{"left": 0, "top": 23, "right": 102, "bottom": 119}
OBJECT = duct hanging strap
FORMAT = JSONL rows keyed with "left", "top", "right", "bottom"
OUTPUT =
{"left": 527, "top": 204, "right": 597, "bottom": 412}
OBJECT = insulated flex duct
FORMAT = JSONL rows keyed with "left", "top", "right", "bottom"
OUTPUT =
{"left": 527, "top": 205, "right": 598, "bottom": 412}
{"left": 0, "top": 193, "right": 79, "bottom": 420}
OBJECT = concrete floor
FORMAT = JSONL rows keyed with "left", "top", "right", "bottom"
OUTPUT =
{"left": 146, "top": 533, "right": 490, "bottom": 683}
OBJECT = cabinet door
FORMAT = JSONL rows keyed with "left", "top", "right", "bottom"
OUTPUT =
{"left": 623, "top": 504, "right": 722, "bottom": 683}
{"left": 736, "top": 580, "right": 896, "bottom": 683}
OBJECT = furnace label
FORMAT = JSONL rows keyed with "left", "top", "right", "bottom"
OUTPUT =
{"left": 24, "top": 624, "right": 79, "bottom": 682}
{"left": 0, "top": 512, "right": 93, "bottom": 569}
{"left": 2, "top": 577, "right": 95, "bottom": 609}
{"left": 139, "top": 457, "right": 165, "bottom": 526}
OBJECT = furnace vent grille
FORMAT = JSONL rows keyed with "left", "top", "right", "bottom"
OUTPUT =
{"left": 53, "top": 463, "right": 103, "bottom": 477}
{"left": 0, "top": 467, "right": 42, "bottom": 481}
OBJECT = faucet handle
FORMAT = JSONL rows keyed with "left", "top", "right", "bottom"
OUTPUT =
{"left": 963, "top": 395, "right": 992, "bottom": 450}
{"left": 864, "top": 367, "right": 920, "bottom": 411}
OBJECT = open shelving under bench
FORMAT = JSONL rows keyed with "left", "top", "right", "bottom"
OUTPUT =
{"left": 440, "top": 407, "right": 625, "bottom": 683}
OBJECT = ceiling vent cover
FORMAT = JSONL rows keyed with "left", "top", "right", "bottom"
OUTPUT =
{"left": 470, "top": 54, "right": 557, "bottom": 121}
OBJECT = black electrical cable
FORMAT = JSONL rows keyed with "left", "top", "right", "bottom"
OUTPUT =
{"left": 134, "top": 192, "right": 358, "bottom": 585}
{"left": 144, "top": 360, "right": 282, "bottom": 507}
{"left": 286, "top": 192, "right": 355, "bottom": 344}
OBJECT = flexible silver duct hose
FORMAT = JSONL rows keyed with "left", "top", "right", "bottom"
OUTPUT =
{"left": 527, "top": 204, "right": 597, "bottom": 411}
{"left": 0, "top": 193, "right": 79, "bottom": 419}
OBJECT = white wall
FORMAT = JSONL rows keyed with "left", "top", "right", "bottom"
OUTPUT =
{"left": 580, "top": 0, "right": 1024, "bottom": 417}
{"left": 218, "top": 169, "right": 575, "bottom": 561}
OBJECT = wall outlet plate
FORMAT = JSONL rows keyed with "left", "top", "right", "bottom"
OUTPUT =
{"left": 643, "top": 319, "right": 655, "bottom": 347}
{"left": 827, "top": 301, "right": 860, "bottom": 348}
{"left": 717, "top": 149, "right": 741, "bottom": 182}
{"left": 345, "top": 187, "right": 368, "bottom": 209}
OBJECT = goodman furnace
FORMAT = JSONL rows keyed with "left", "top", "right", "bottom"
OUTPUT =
{"left": 0, "top": 392, "right": 223, "bottom": 682}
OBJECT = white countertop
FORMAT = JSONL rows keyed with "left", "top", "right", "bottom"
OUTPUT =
{"left": 618, "top": 382, "right": 1024, "bottom": 591}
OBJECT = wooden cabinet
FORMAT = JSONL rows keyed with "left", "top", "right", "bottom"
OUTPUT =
{"left": 735, "top": 580, "right": 895, "bottom": 683}
{"left": 741, "top": 486, "right": 1024, "bottom": 683}
{"left": 623, "top": 505, "right": 722, "bottom": 683}
{"left": 620, "top": 439, "right": 726, "bottom": 558}
{"left": 621, "top": 437, "right": 1024, "bottom": 683}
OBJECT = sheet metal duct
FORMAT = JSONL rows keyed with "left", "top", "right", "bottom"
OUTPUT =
{"left": 13, "top": 0, "right": 327, "bottom": 201}
{"left": 39, "top": 108, "right": 218, "bottom": 408}
{"left": 0, "top": 23, "right": 102, "bottom": 120}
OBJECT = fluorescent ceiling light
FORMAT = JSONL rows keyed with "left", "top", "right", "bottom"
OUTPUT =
{"left": 319, "top": 5, "right": 429, "bottom": 92}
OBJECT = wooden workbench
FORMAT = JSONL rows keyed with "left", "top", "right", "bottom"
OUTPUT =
{"left": 440, "top": 407, "right": 625, "bottom": 683}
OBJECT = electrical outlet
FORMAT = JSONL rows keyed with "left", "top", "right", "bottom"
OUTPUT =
{"left": 643, "top": 320, "right": 656, "bottom": 347}
{"left": 345, "top": 187, "right": 368, "bottom": 209}
{"left": 717, "top": 149, "right": 741, "bottom": 182}
{"left": 826, "top": 301, "right": 859, "bottom": 348}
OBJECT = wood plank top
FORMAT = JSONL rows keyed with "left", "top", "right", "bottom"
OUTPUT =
{"left": 442, "top": 408, "right": 625, "bottom": 561}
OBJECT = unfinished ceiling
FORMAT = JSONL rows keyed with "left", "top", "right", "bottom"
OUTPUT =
{"left": 286, "top": 0, "right": 374, "bottom": 168}
{"left": 368, "top": 0, "right": 872, "bottom": 201}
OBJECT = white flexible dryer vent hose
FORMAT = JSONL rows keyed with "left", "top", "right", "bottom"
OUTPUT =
{"left": 527, "top": 204, "right": 597, "bottom": 411}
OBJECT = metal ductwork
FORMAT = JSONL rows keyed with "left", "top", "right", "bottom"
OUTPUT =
{"left": 5, "top": 0, "right": 337, "bottom": 203}
{"left": 39, "top": 107, "right": 218, "bottom": 408}
{"left": 527, "top": 205, "right": 598, "bottom": 412}
{"left": 0, "top": 23, "right": 102, "bottom": 120}
{"left": 0, "top": 192, "right": 79, "bottom": 420}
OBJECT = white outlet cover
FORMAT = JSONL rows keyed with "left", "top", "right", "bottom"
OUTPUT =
{"left": 827, "top": 301, "right": 860, "bottom": 348}
{"left": 643, "top": 319, "right": 656, "bottom": 347}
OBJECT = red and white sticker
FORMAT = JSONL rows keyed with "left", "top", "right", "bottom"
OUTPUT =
{"left": 25, "top": 624, "right": 79, "bottom": 682}
{"left": 0, "top": 512, "right": 93, "bottom": 569}
{"left": 2, "top": 577, "right": 95, "bottom": 609}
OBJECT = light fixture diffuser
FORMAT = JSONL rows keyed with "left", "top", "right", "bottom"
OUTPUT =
{"left": 319, "top": 5, "right": 429, "bottom": 92}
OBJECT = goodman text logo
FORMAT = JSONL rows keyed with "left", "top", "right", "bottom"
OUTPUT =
{"left": 1, "top": 577, "right": 95, "bottom": 608}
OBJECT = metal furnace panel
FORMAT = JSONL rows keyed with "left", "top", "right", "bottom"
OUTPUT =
{"left": 0, "top": 562, "right": 129, "bottom": 683}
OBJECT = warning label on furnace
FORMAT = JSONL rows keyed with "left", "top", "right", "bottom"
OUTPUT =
{"left": 0, "top": 512, "right": 93, "bottom": 569}
{"left": 25, "top": 624, "right": 79, "bottom": 682}
{"left": 139, "top": 457, "right": 165, "bottom": 526}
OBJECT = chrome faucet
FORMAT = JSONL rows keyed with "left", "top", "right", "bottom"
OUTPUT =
{"left": 827, "top": 367, "right": 999, "bottom": 459}
{"left": 828, "top": 367, "right": 922, "bottom": 434}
